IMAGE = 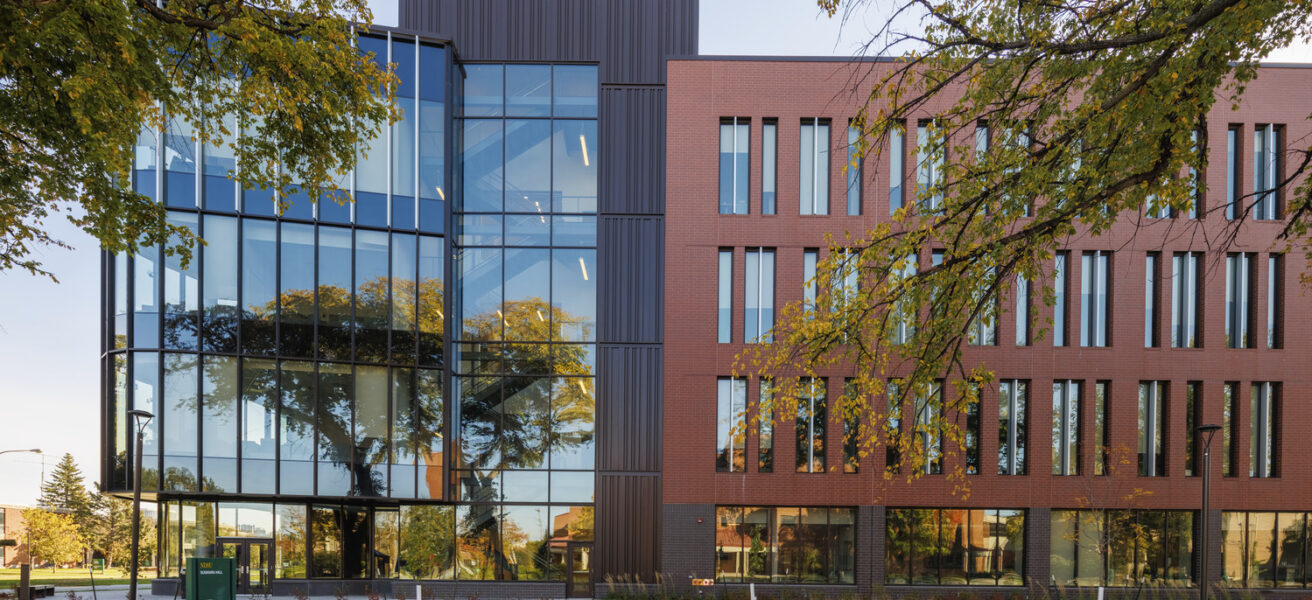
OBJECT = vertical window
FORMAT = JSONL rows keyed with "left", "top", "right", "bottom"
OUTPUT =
{"left": 1250, "top": 382, "right": 1277, "bottom": 478}
{"left": 965, "top": 384, "right": 980, "bottom": 475}
{"left": 842, "top": 379, "right": 860, "bottom": 473}
{"left": 719, "top": 118, "right": 749, "bottom": 215}
{"left": 889, "top": 123, "right": 905, "bottom": 214}
{"left": 1052, "top": 380, "right": 1080, "bottom": 476}
{"left": 1015, "top": 276, "right": 1030, "bottom": 346}
{"left": 1080, "top": 251, "right": 1109, "bottom": 347}
{"left": 1188, "top": 128, "right": 1201, "bottom": 218}
{"left": 1267, "top": 255, "right": 1283, "bottom": 349}
{"left": 1185, "top": 382, "right": 1200, "bottom": 477}
{"left": 891, "top": 254, "right": 917, "bottom": 344}
{"left": 1138, "top": 381, "right": 1167, "bottom": 477}
{"left": 802, "top": 249, "right": 818, "bottom": 311}
{"left": 759, "top": 379, "right": 773, "bottom": 472}
{"left": 1094, "top": 381, "right": 1109, "bottom": 475}
{"left": 716, "top": 377, "right": 746, "bottom": 472}
{"left": 799, "top": 118, "right": 830, "bottom": 215}
{"left": 1145, "top": 253, "right": 1159, "bottom": 348}
{"left": 913, "top": 381, "right": 943, "bottom": 475}
{"left": 744, "top": 248, "right": 775, "bottom": 343}
{"left": 1226, "top": 125, "right": 1241, "bottom": 220}
{"left": 762, "top": 119, "right": 777, "bottom": 215}
{"left": 1171, "top": 252, "right": 1201, "bottom": 348}
{"left": 847, "top": 122, "right": 862, "bottom": 215}
{"left": 886, "top": 381, "right": 902, "bottom": 474}
{"left": 1054, "top": 252, "right": 1068, "bottom": 346}
{"left": 967, "top": 269, "right": 997, "bottom": 346}
{"left": 916, "top": 121, "right": 944, "bottom": 211}
{"left": 833, "top": 249, "right": 859, "bottom": 310}
{"left": 718, "top": 250, "right": 732, "bottom": 343}
{"left": 1226, "top": 253, "right": 1253, "bottom": 348}
{"left": 796, "top": 378, "right": 827, "bottom": 473}
{"left": 1223, "top": 382, "right": 1237, "bottom": 477}
{"left": 998, "top": 380, "right": 1027, "bottom": 475}
{"left": 1253, "top": 124, "right": 1281, "bottom": 220}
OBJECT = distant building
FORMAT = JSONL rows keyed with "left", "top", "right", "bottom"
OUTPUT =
{"left": 1, "top": 504, "right": 31, "bottom": 568}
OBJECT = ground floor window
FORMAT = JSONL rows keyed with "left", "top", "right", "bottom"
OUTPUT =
{"left": 1222, "top": 511, "right": 1312, "bottom": 588}
{"left": 885, "top": 508, "right": 1024, "bottom": 586}
{"left": 158, "top": 500, "right": 592, "bottom": 581}
{"left": 714, "top": 506, "right": 855, "bottom": 584}
{"left": 1050, "top": 510, "right": 1193, "bottom": 587}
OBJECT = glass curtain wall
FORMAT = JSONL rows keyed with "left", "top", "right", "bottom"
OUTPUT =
{"left": 453, "top": 63, "right": 598, "bottom": 580}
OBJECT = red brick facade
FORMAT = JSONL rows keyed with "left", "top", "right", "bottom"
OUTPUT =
{"left": 663, "top": 58, "right": 1312, "bottom": 513}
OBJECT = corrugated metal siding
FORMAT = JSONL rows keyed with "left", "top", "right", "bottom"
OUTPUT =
{"left": 596, "top": 344, "right": 662, "bottom": 472}
{"left": 597, "top": 216, "right": 664, "bottom": 343}
{"left": 600, "top": 86, "right": 666, "bottom": 215}
{"left": 596, "top": 474, "right": 662, "bottom": 580}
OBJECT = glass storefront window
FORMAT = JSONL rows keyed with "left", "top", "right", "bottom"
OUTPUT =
{"left": 717, "top": 506, "right": 854, "bottom": 585}
{"left": 888, "top": 508, "right": 1025, "bottom": 586}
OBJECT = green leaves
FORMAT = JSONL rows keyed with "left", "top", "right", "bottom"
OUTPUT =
{"left": 0, "top": 0, "right": 395, "bottom": 277}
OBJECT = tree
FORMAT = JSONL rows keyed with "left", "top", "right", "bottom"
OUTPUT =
{"left": 0, "top": 0, "right": 395, "bottom": 279}
{"left": 37, "top": 453, "right": 101, "bottom": 565}
{"left": 21, "top": 508, "right": 84, "bottom": 570}
{"left": 742, "top": 0, "right": 1312, "bottom": 485}
{"left": 94, "top": 495, "right": 156, "bottom": 569}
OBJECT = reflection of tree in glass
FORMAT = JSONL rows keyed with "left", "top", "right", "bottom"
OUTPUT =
{"left": 398, "top": 506, "right": 455, "bottom": 580}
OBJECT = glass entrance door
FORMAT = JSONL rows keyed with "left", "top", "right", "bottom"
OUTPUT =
{"left": 565, "top": 543, "right": 592, "bottom": 598}
{"left": 218, "top": 539, "right": 273, "bottom": 594}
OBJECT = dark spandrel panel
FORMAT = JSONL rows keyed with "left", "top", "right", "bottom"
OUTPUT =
{"left": 165, "top": 171, "right": 195, "bottom": 208}
{"left": 419, "top": 197, "right": 445, "bottom": 234}
{"left": 597, "top": 216, "right": 662, "bottom": 344}
{"left": 506, "top": 65, "right": 551, "bottom": 117}
{"left": 457, "top": 375, "right": 501, "bottom": 470}
{"left": 240, "top": 219, "right": 276, "bottom": 354}
{"left": 316, "top": 362, "right": 353, "bottom": 496}
{"left": 279, "top": 222, "right": 315, "bottom": 358}
{"left": 552, "top": 215, "right": 594, "bottom": 247}
{"left": 354, "top": 365, "right": 389, "bottom": 496}
{"left": 358, "top": 34, "right": 387, "bottom": 71}
{"left": 552, "top": 65, "right": 597, "bottom": 118}
{"left": 505, "top": 119, "right": 552, "bottom": 212}
{"left": 354, "top": 192, "right": 387, "bottom": 228}
{"left": 242, "top": 188, "right": 276, "bottom": 217}
{"left": 501, "top": 377, "right": 551, "bottom": 469}
{"left": 203, "top": 175, "right": 236, "bottom": 212}
{"left": 595, "top": 345, "right": 660, "bottom": 472}
{"left": 552, "top": 120, "right": 597, "bottom": 213}
{"left": 595, "top": 475, "right": 659, "bottom": 581}
{"left": 319, "top": 194, "right": 351, "bottom": 224}
{"left": 280, "top": 187, "right": 313, "bottom": 220}
{"left": 317, "top": 226, "right": 354, "bottom": 360}
{"left": 550, "top": 377, "right": 594, "bottom": 470}
{"left": 419, "top": 44, "right": 446, "bottom": 103}
{"left": 506, "top": 214, "right": 550, "bottom": 246}
{"left": 279, "top": 360, "right": 316, "bottom": 496}
{"left": 416, "top": 236, "right": 444, "bottom": 366}
{"left": 598, "top": 87, "right": 665, "bottom": 215}
{"left": 462, "top": 119, "right": 504, "bottom": 212}
{"left": 201, "top": 215, "right": 238, "bottom": 353}
{"left": 392, "top": 195, "right": 416, "bottom": 230}
{"left": 241, "top": 358, "right": 278, "bottom": 495}
{"left": 463, "top": 64, "right": 504, "bottom": 117}
{"left": 393, "top": 38, "right": 417, "bottom": 98}
{"left": 354, "top": 230, "right": 390, "bottom": 363}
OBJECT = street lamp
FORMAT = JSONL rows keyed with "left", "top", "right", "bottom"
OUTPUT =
{"left": 1197, "top": 423, "right": 1222, "bottom": 600}
{"left": 127, "top": 409, "right": 153, "bottom": 600}
{"left": 0, "top": 449, "right": 41, "bottom": 456}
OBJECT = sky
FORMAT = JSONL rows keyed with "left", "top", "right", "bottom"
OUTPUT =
{"left": 0, "top": 0, "right": 1308, "bottom": 507}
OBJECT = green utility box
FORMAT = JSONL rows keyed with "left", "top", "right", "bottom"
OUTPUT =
{"left": 184, "top": 557, "right": 236, "bottom": 600}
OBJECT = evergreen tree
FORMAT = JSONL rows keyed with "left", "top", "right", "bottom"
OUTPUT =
{"left": 37, "top": 453, "right": 101, "bottom": 564}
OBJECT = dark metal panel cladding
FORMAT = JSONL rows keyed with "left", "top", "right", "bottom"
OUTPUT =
{"left": 600, "top": 86, "right": 666, "bottom": 215}
{"left": 597, "top": 0, "right": 699, "bottom": 84}
{"left": 597, "top": 216, "right": 663, "bottom": 343}
{"left": 595, "top": 474, "right": 661, "bottom": 581}
{"left": 596, "top": 344, "right": 662, "bottom": 472}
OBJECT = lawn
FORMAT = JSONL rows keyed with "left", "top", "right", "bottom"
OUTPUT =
{"left": 0, "top": 568, "right": 155, "bottom": 588}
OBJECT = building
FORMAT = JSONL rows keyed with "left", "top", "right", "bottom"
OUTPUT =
{"left": 100, "top": 2, "right": 693, "bottom": 597}
{"left": 0, "top": 504, "right": 30, "bottom": 568}
{"left": 100, "top": 2, "right": 1312, "bottom": 597}
{"left": 663, "top": 56, "right": 1312, "bottom": 595}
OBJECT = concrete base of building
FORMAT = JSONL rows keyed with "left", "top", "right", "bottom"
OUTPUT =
{"left": 150, "top": 578, "right": 571, "bottom": 599}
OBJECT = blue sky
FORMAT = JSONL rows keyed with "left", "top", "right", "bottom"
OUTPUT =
{"left": 0, "top": 0, "right": 1308, "bottom": 506}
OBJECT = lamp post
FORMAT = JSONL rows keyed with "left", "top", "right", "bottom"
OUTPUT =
{"left": 1197, "top": 423, "right": 1222, "bottom": 600}
{"left": 0, "top": 449, "right": 42, "bottom": 456}
{"left": 127, "top": 409, "right": 153, "bottom": 600}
